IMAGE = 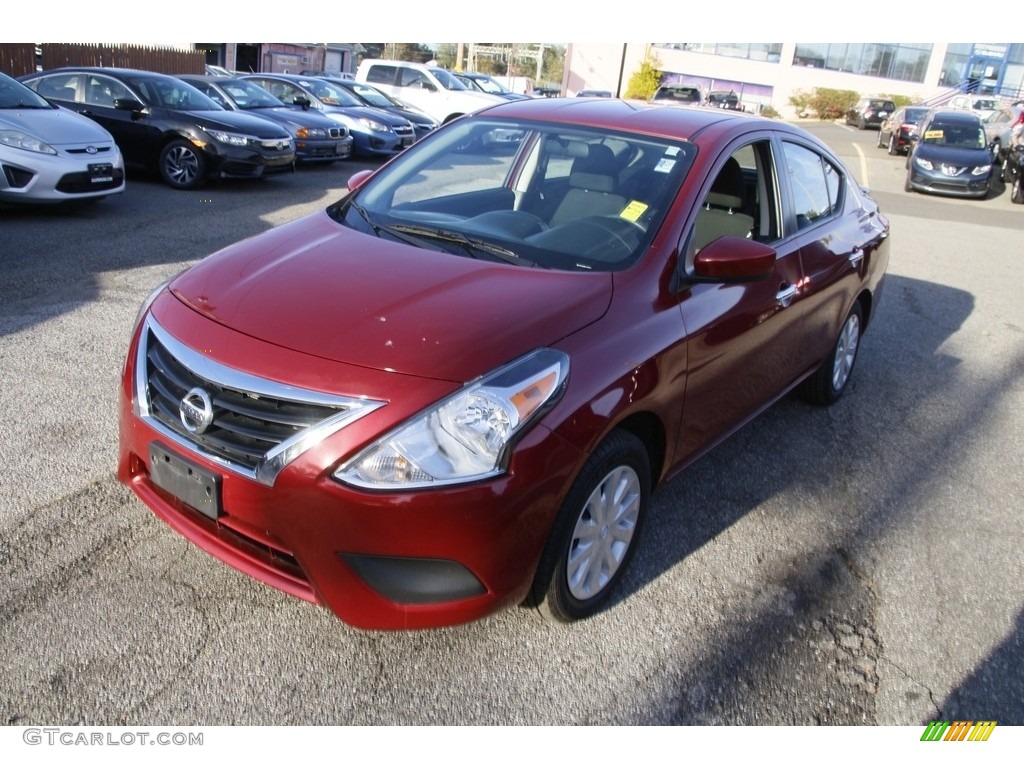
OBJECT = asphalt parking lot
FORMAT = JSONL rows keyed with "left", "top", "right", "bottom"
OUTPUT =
{"left": 1, "top": 121, "right": 1022, "bottom": 727}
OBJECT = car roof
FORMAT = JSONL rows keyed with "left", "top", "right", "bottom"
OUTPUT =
{"left": 925, "top": 109, "right": 984, "bottom": 124}
{"left": 477, "top": 97, "right": 772, "bottom": 145}
{"left": 26, "top": 66, "right": 189, "bottom": 82}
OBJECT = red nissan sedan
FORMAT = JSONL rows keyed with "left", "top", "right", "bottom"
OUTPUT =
{"left": 118, "top": 99, "right": 889, "bottom": 630}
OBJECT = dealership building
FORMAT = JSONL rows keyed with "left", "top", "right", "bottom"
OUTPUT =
{"left": 564, "top": 43, "right": 1024, "bottom": 115}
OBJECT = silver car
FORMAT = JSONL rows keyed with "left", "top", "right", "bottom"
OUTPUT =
{"left": 0, "top": 71, "right": 125, "bottom": 205}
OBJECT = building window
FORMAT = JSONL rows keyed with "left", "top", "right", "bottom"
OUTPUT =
{"left": 653, "top": 43, "right": 782, "bottom": 63}
{"left": 794, "top": 43, "right": 931, "bottom": 83}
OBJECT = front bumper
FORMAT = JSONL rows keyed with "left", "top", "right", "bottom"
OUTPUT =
{"left": 907, "top": 166, "right": 990, "bottom": 198}
{"left": 118, "top": 300, "right": 581, "bottom": 630}
{"left": 208, "top": 142, "right": 296, "bottom": 178}
{"left": 296, "top": 135, "right": 354, "bottom": 162}
{"left": 0, "top": 145, "right": 125, "bottom": 204}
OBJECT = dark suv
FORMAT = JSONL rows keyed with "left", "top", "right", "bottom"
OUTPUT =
{"left": 20, "top": 67, "right": 295, "bottom": 189}
{"left": 846, "top": 98, "right": 896, "bottom": 130}
{"left": 706, "top": 90, "right": 741, "bottom": 110}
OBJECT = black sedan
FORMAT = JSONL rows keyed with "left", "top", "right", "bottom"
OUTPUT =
{"left": 177, "top": 75, "right": 354, "bottom": 163}
{"left": 905, "top": 109, "right": 993, "bottom": 199}
{"left": 20, "top": 68, "right": 295, "bottom": 189}
{"left": 876, "top": 105, "right": 929, "bottom": 156}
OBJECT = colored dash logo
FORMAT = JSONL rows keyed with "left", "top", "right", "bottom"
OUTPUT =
{"left": 920, "top": 721, "right": 996, "bottom": 741}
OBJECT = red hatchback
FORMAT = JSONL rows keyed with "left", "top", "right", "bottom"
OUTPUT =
{"left": 119, "top": 99, "right": 890, "bottom": 630}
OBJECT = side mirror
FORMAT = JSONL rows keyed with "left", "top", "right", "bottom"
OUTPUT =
{"left": 113, "top": 98, "right": 146, "bottom": 112}
{"left": 294, "top": 95, "right": 311, "bottom": 110}
{"left": 693, "top": 237, "right": 776, "bottom": 282}
{"left": 347, "top": 169, "right": 374, "bottom": 192}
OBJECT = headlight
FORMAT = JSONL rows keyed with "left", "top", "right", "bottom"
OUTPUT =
{"left": 296, "top": 127, "right": 328, "bottom": 139}
{"left": 357, "top": 117, "right": 388, "bottom": 133}
{"left": 0, "top": 129, "right": 57, "bottom": 155}
{"left": 914, "top": 156, "right": 933, "bottom": 171}
{"left": 335, "top": 349, "right": 569, "bottom": 489}
{"left": 204, "top": 129, "right": 252, "bottom": 147}
{"left": 971, "top": 164, "right": 992, "bottom": 176}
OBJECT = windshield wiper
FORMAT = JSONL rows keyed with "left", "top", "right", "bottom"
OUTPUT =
{"left": 388, "top": 224, "right": 536, "bottom": 267}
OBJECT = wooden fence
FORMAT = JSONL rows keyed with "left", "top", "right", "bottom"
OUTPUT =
{"left": 0, "top": 43, "right": 205, "bottom": 78}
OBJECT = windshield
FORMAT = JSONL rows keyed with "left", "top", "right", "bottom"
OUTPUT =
{"left": 0, "top": 72, "right": 53, "bottom": 109}
{"left": 464, "top": 76, "right": 506, "bottom": 95}
{"left": 217, "top": 79, "right": 284, "bottom": 109}
{"left": 298, "top": 79, "right": 362, "bottom": 107}
{"left": 125, "top": 74, "right": 223, "bottom": 110}
{"left": 973, "top": 99, "right": 997, "bottom": 110}
{"left": 430, "top": 68, "right": 469, "bottom": 91}
{"left": 922, "top": 122, "right": 986, "bottom": 149}
{"left": 347, "top": 82, "right": 396, "bottom": 108}
{"left": 330, "top": 118, "right": 695, "bottom": 272}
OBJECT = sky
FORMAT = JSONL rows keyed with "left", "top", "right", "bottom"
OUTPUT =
{"left": 2, "top": 3, "right": 993, "bottom": 47}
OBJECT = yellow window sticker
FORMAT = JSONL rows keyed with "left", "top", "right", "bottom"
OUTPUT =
{"left": 620, "top": 201, "right": 649, "bottom": 222}
{"left": 924, "top": 129, "right": 944, "bottom": 140}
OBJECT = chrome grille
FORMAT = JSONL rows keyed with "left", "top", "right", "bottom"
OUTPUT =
{"left": 136, "top": 316, "right": 383, "bottom": 486}
{"left": 394, "top": 125, "right": 414, "bottom": 136}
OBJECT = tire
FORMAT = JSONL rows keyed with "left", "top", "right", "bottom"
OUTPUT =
{"left": 531, "top": 430, "right": 650, "bottom": 623}
{"left": 799, "top": 302, "right": 863, "bottom": 406}
{"left": 1001, "top": 157, "right": 1012, "bottom": 183}
{"left": 904, "top": 172, "right": 914, "bottom": 193}
{"left": 1013, "top": 176, "right": 1024, "bottom": 204}
{"left": 991, "top": 140, "right": 1001, "bottom": 163}
{"left": 876, "top": 130, "right": 884, "bottom": 148}
{"left": 887, "top": 133, "right": 898, "bottom": 156}
{"left": 159, "top": 139, "right": 206, "bottom": 190}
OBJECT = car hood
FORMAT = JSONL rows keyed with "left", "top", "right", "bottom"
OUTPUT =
{"left": 0, "top": 105, "right": 114, "bottom": 144}
{"left": 169, "top": 211, "right": 612, "bottom": 381}
{"left": 342, "top": 105, "right": 412, "bottom": 129}
{"left": 246, "top": 106, "right": 338, "bottom": 130}
{"left": 182, "top": 109, "right": 291, "bottom": 138}
{"left": 915, "top": 144, "right": 993, "bottom": 166}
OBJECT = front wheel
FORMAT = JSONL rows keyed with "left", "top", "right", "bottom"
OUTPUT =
{"left": 1013, "top": 175, "right": 1024, "bottom": 204}
{"left": 159, "top": 139, "right": 206, "bottom": 190}
{"left": 530, "top": 430, "right": 650, "bottom": 623}
{"left": 799, "top": 303, "right": 863, "bottom": 406}
{"left": 887, "top": 133, "right": 898, "bottom": 156}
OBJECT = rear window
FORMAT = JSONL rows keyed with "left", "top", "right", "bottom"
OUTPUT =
{"left": 654, "top": 87, "right": 701, "bottom": 103}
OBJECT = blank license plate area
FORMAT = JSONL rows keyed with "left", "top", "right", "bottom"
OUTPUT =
{"left": 149, "top": 442, "right": 222, "bottom": 520}
{"left": 88, "top": 163, "right": 114, "bottom": 183}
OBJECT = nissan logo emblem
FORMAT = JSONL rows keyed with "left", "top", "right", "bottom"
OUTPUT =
{"left": 179, "top": 387, "right": 215, "bottom": 434}
{"left": 85, "top": 146, "right": 98, "bottom": 154}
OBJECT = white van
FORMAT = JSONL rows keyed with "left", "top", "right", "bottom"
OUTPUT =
{"left": 355, "top": 59, "right": 504, "bottom": 124}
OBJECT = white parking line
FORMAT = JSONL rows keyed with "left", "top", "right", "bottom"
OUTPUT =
{"left": 852, "top": 142, "right": 870, "bottom": 188}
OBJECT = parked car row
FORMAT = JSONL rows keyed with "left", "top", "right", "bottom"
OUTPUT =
{"left": 3, "top": 64, "right": 451, "bottom": 200}
{"left": 870, "top": 100, "right": 1023, "bottom": 204}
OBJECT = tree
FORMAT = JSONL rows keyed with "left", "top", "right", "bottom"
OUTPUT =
{"left": 624, "top": 55, "right": 662, "bottom": 100}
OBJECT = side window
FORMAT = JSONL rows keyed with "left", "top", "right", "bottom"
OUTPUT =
{"left": 693, "top": 140, "right": 778, "bottom": 252}
{"left": 399, "top": 67, "right": 432, "bottom": 89}
{"left": 781, "top": 141, "right": 843, "bottom": 232}
{"left": 365, "top": 65, "right": 396, "bottom": 86}
{"left": 34, "top": 74, "right": 82, "bottom": 102}
{"left": 84, "top": 75, "right": 130, "bottom": 108}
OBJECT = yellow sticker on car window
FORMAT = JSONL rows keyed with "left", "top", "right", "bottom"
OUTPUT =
{"left": 924, "top": 129, "right": 944, "bottom": 140}
{"left": 620, "top": 201, "right": 649, "bottom": 222}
